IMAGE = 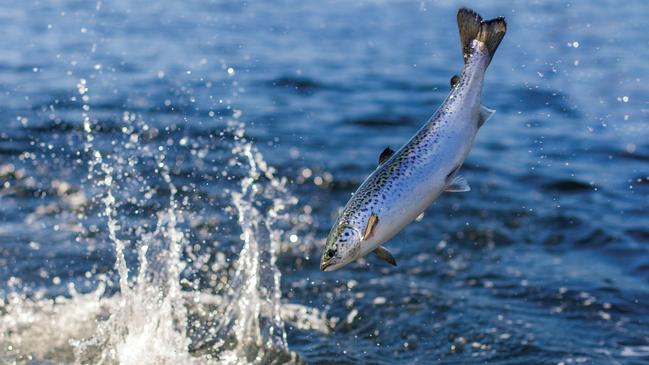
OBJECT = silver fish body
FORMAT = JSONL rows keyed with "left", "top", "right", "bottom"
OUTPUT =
{"left": 321, "top": 8, "right": 506, "bottom": 272}
{"left": 354, "top": 52, "right": 487, "bottom": 257}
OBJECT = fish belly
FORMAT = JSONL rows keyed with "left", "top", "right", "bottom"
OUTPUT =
{"left": 360, "top": 124, "right": 475, "bottom": 257}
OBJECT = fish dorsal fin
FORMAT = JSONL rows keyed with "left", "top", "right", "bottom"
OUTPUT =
{"left": 445, "top": 174, "right": 471, "bottom": 193}
{"left": 478, "top": 104, "right": 496, "bottom": 127}
{"left": 450, "top": 74, "right": 460, "bottom": 88}
{"left": 378, "top": 147, "right": 394, "bottom": 165}
{"left": 363, "top": 212, "right": 379, "bottom": 241}
{"left": 373, "top": 246, "right": 396, "bottom": 266}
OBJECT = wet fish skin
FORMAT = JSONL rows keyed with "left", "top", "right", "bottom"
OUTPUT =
{"left": 321, "top": 8, "right": 506, "bottom": 272}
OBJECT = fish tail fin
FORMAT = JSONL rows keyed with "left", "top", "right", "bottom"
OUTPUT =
{"left": 457, "top": 8, "right": 507, "bottom": 64}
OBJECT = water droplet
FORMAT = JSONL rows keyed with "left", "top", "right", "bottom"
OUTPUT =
{"left": 625, "top": 143, "right": 636, "bottom": 153}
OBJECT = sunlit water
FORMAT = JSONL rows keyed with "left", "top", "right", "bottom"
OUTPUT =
{"left": 1, "top": 1, "right": 648, "bottom": 364}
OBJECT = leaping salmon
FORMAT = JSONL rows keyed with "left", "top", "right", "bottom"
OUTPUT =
{"left": 320, "top": 8, "right": 507, "bottom": 271}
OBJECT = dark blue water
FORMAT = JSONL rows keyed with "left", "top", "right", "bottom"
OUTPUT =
{"left": 1, "top": 1, "right": 648, "bottom": 364}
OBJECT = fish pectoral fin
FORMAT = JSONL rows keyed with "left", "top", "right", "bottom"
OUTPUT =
{"left": 378, "top": 147, "right": 395, "bottom": 165}
{"left": 445, "top": 174, "right": 471, "bottom": 193}
{"left": 363, "top": 212, "right": 379, "bottom": 240}
{"left": 373, "top": 246, "right": 396, "bottom": 266}
{"left": 478, "top": 104, "right": 496, "bottom": 128}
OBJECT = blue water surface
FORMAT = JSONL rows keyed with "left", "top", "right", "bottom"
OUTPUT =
{"left": 1, "top": 0, "right": 648, "bottom": 364}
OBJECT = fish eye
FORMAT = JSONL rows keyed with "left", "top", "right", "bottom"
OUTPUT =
{"left": 326, "top": 248, "right": 337, "bottom": 258}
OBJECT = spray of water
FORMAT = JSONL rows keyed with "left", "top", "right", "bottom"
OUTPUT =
{"left": 209, "top": 126, "right": 297, "bottom": 364}
{"left": 0, "top": 77, "right": 328, "bottom": 364}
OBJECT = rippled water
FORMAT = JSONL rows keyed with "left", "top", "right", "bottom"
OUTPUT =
{"left": 1, "top": 1, "right": 648, "bottom": 364}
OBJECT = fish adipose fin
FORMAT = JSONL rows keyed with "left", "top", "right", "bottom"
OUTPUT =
{"left": 378, "top": 147, "right": 394, "bottom": 165}
{"left": 457, "top": 8, "right": 507, "bottom": 64}
{"left": 479, "top": 104, "right": 496, "bottom": 127}
{"left": 363, "top": 212, "right": 379, "bottom": 240}
{"left": 374, "top": 246, "right": 396, "bottom": 266}
{"left": 445, "top": 175, "right": 471, "bottom": 193}
{"left": 450, "top": 74, "right": 460, "bottom": 88}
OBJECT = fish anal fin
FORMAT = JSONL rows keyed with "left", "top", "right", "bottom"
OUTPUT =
{"left": 378, "top": 147, "right": 394, "bottom": 165}
{"left": 445, "top": 174, "right": 471, "bottom": 193}
{"left": 373, "top": 246, "right": 396, "bottom": 266}
{"left": 478, "top": 104, "right": 496, "bottom": 127}
{"left": 363, "top": 213, "right": 379, "bottom": 241}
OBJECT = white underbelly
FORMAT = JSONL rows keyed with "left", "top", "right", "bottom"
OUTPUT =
{"left": 358, "top": 131, "right": 475, "bottom": 257}
{"left": 358, "top": 166, "right": 447, "bottom": 257}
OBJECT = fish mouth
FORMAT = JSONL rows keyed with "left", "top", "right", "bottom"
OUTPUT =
{"left": 320, "top": 260, "right": 336, "bottom": 272}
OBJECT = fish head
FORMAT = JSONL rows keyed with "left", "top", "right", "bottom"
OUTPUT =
{"left": 320, "top": 223, "right": 362, "bottom": 272}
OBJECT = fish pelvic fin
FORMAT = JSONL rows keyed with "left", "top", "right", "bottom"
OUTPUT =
{"left": 374, "top": 246, "right": 396, "bottom": 266}
{"left": 457, "top": 8, "right": 507, "bottom": 64}
{"left": 445, "top": 174, "right": 471, "bottom": 193}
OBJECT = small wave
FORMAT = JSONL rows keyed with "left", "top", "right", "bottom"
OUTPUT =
{"left": 267, "top": 76, "right": 328, "bottom": 95}
{"left": 626, "top": 228, "right": 649, "bottom": 243}
{"left": 542, "top": 179, "right": 594, "bottom": 192}
{"left": 347, "top": 115, "right": 414, "bottom": 128}
{"left": 574, "top": 228, "right": 617, "bottom": 247}
{"left": 619, "top": 152, "right": 649, "bottom": 162}
{"left": 621, "top": 345, "right": 649, "bottom": 357}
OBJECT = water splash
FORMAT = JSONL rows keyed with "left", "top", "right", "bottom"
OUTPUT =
{"left": 72, "top": 122, "right": 193, "bottom": 364}
{"left": 207, "top": 125, "right": 297, "bottom": 364}
{"left": 0, "top": 80, "right": 327, "bottom": 364}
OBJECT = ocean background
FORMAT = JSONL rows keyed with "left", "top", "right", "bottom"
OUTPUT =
{"left": 0, "top": 0, "right": 648, "bottom": 364}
